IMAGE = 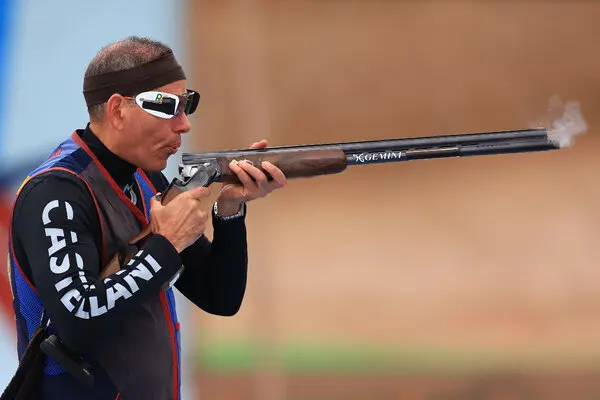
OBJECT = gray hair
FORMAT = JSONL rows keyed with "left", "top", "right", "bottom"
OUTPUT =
{"left": 84, "top": 36, "right": 173, "bottom": 122}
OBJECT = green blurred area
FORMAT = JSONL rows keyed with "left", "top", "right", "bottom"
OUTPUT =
{"left": 194, "top": 339, "right": 600, "bottom": 375}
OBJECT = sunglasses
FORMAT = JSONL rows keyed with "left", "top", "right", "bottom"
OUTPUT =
{"left": 130, "top": 90, "right": 200, "bottom": 119}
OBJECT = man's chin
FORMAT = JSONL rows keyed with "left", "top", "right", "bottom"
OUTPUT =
{"left": 142, "top": 159, "right": 169, "bottom": 173}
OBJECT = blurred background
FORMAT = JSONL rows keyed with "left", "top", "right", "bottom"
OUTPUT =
{"left": 0, "top": 1, "right": 599, "bottom": 399}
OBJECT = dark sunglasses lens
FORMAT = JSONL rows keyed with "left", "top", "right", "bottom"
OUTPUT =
{"left": 182, "top": 91, "right": 200, "bottom": 115}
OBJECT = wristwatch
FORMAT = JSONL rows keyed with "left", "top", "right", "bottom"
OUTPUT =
{"left": 213, "top": 201, "right": 246, "bottom": 221}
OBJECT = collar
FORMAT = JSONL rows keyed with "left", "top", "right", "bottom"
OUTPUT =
{"left": 79, "top": 123, "right": 138, "bottom": 187}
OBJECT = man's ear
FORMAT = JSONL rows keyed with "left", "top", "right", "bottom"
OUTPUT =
{"left": 105, "top": 94, "right": 129, "bottom": 130}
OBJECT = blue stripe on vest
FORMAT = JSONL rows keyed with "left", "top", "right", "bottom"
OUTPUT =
{"left": 166, "top": 289, "right": 181, "bottom": 390}
{"left": 29, "top": 137, "right": 92, "bottom": 177}
{"left": 135, "top": 171, "right": 154, "bottom": 222}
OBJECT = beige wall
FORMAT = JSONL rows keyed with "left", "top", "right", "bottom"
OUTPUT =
{"left": 184, "top": 1, "right": 600, "bottom": 354}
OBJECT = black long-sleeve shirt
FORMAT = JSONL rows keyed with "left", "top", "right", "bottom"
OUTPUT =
{"left": 11, "top": 126, "right": 248, "bottom": 354}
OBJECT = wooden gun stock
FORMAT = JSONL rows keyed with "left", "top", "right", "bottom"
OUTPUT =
{"left": 215, "top": 148, "right": 348, "bottom": 182}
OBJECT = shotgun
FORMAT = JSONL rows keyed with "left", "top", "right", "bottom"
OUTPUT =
{"left": 162, "top": 127, "right": 560, "bottom": 203}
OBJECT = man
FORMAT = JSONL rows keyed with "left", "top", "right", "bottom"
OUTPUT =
{"left": 7, "top": 36, "right": 286, "bottom": 399}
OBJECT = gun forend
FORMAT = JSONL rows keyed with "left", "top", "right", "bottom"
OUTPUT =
{"left": 183, "top": 148, "right": 348, "bottom": 183}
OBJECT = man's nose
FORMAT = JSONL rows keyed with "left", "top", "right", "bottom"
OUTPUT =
{"left": 173, "top": 112, "right": 192, "bottom": 134}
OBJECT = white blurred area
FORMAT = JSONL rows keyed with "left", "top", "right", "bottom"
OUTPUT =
{"left": 0, "top": 0, "right": 194, "bottom": 398}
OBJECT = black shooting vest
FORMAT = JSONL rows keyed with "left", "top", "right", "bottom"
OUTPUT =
{"left": 9, "top": 131, "right": 183, "bottom": 399}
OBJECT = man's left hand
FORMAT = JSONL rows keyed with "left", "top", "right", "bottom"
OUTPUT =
{"left": 215, "top": 139, "right": 287, "bottom": 216}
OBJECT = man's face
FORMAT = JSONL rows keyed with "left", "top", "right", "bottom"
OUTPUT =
{"left": 120, "top": 79, "right": 192, "bottom": 172}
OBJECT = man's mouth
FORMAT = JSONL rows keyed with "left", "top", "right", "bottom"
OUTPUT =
{"left": 167, "top": 143, "right": 181, "bottom": 154}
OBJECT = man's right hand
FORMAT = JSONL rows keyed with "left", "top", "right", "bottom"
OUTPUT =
{"left": 150, "top": 186, "right": 211, "bottom": 252}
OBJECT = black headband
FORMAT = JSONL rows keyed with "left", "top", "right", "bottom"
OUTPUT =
{"left": 83, "top": 52, "right": 186, "bottom": 107}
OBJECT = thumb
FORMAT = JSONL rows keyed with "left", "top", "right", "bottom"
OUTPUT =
{"left": 151, "top": 192, "right": 164, "bottom": 208}
{"left": 250, "top": 139, "right": 268, "bottom": 149}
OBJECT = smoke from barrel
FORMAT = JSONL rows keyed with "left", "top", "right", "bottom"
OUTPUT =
{"left": 539, "top": 94, "right": 588, "bottom": 148}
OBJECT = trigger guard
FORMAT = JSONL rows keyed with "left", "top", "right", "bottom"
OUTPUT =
{"left": 156, "top": 166, "right": 217, "bottom": 203}
{"left": 175, "top": 166, "right": 217, "bottom": 190}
